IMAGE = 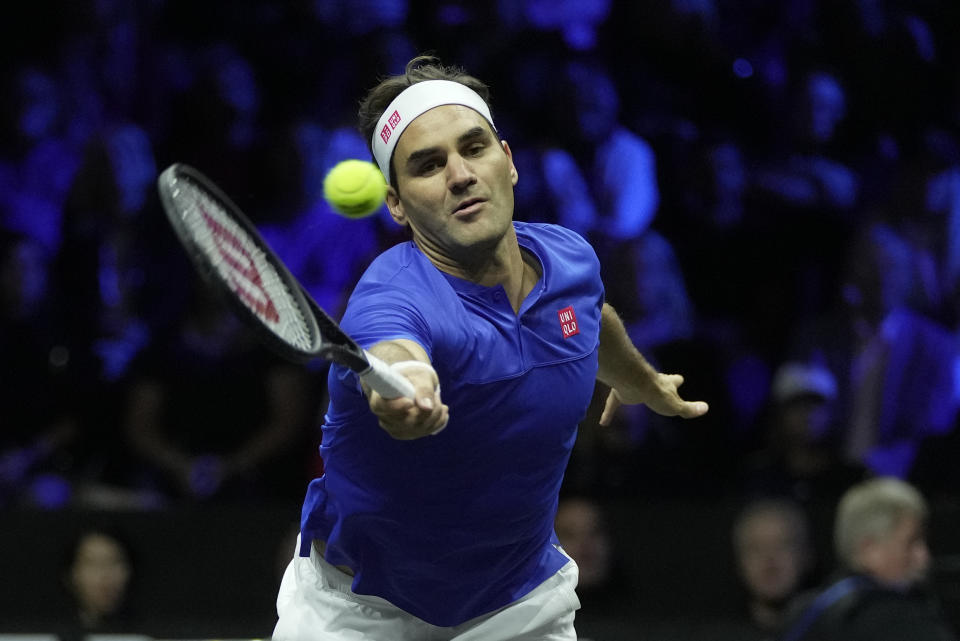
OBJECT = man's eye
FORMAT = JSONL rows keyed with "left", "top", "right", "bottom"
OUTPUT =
{"left": 467, "top": 144, "right": 485, "bottom": 156}
{"left": 419, "top": 161, "right": 440, "bottom": 174}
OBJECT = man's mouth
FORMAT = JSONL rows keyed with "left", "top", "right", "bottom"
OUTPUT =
{"left": 452, "top": 198, "right": 485, "bottom": 216}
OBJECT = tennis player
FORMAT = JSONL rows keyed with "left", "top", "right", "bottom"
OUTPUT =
{"left": 273, "top": 55, "right": 709, "bottom": 641}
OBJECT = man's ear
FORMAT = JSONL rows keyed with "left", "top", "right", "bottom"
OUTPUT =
{"left": 502, "top": 140, "right": 519, "bottom": 186}
{"left": 385, "top": 186, "right": 407, "bottom": 226}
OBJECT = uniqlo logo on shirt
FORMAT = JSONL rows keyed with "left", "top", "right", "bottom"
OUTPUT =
{"left": 558, "top": 306, "right": 579, "bottom": 339}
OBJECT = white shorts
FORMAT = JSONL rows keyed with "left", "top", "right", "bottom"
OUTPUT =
{"left": 273, "top": 536, "right": 581, "bottom": 641}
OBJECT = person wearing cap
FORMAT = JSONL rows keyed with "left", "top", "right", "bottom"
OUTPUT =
{"left": 741, "top": 361, "right": 867, "bottom": 504}
{"left": 272, "top": 55, "right": 708, "bottom": 641}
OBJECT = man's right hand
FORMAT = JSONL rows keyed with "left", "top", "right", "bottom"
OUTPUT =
{"left": 368, "top": 361, "right": 449, "bottom": 439}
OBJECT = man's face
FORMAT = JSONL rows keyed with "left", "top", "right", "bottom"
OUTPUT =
{"left": 555, "top": 499, "right": 611, "bottom": 589}
{"left": 736, "top": 512, "right": 808, "bottom": 603}
{"left": 863, "top": 514, "right": 930, "bottom": 588}
{"left": 69, "top": 534, "right": 131, "bottom": 618}
{"left": 386, "top": 105, "right": 519, "bottom": 269}
{"left": 778, "top": 396, "right": 834, "bottom": 444}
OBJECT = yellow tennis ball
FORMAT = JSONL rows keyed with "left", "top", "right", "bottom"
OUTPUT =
{"left": 322, "top": 159, "right": 387, "bottom": 218}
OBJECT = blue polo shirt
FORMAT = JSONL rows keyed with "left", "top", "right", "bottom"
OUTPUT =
{"left": 299, "top": 221, "right": 603, "bottom": 626}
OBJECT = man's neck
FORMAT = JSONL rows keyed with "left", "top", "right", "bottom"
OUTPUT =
{"left": 420, "top": 229, "right": 539, "bottom": 313}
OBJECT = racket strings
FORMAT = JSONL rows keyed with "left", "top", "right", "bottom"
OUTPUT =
{"left": 171, "top": 179, "right": 317, "bottom": 351}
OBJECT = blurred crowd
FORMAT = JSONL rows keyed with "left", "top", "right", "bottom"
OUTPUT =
{"left": 3, "top": 0, "right": 960, "bottom": 635}
{"left": 5, "top": 0, "right": 960, "bottom": 510}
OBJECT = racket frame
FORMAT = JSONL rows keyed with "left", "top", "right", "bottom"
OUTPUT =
{"left": 157, "top": 163, "right": 415, "bottom": 398}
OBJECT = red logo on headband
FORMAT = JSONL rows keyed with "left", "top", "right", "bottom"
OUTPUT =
{"left": 388, "top": 110, "right": 402, "bottom": 129}
{"left": 380, "top": 111, "right": 402, "bottom": 146}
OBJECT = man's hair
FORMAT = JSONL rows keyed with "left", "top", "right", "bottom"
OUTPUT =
{"left": 357, "top": 55, "right": 493, "bottom": 187}
{"left": 834, "top": 477, "right": 928, "bottom": 569}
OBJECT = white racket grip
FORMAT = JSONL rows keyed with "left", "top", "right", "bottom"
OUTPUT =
{"left": 360, "top": 352, "right": 417, "bottom": 399}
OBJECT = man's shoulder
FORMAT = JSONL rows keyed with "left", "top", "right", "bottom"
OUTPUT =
{"left": 790, "top": 578, "right": 957, "bottom": 641}
{"left": 842, "top": 588, "right": 956, "bottom": 640}
{"left": 344, "top": 243, "right": 444, "bottom": 314}
{"left": 356, "top": 241, "right": 442, "bottom": 289}
{"left": 514, "top": 221, "right": 594, "bottom": 254}
{"left": 364, "top": 241, "right": 417, "bottom": 273}
{"left": 515, "top": 220, "right": 583, "bottom": 238}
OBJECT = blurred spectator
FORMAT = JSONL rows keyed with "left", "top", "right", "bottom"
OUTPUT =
{"left": 56, "top": 525, "right": 140, "bottom": 639}
{"left": 497, "top": 0, "right": 612, "bottom": 52}
{"left": 56, "top": 122, "right": 159, "bottom": 384}
{"left": 555, "top": 496, "right": 613, "bottom": 594}
{"left": 695, "top": 138, "right": 751, "bottom": 230}
{"left": 65, "top": 0, "right": 153, "bottom": 121}
{"left": 741, "top": 361, "right": 867, "bottom": 504}
{"left": 564, "top": 230, "right": 736, "bottom": 499}
{"left": 662, "top": 134, "right": 800, "bottom": 429}
{"left": 122, "top": 278, "right": 316, "bottom": 504}
{"left": 937, "top": 163, "right": 960, "bottom": 321}
{"left": 840, "top": 224, "right": 959, "bottom": 477}
{"left": 788, "top": 221, "right": 960, "bottom": 478}
{"left": 662, "top": 135, "right": 754, "bottom": 343}
{"left": 730, "top": 498, "right": 816, "bottom": 640}
{"left": 780, "top": 477, "right": 956, "bottom": 641}
{"left": 754, "top": 68, "right": 860, "bottom": 214}
{"left": 163, "top": 41, "right": 269, "bottom": 213}
{"left": 537, "top": 57, "right": 659, "bottom": 248}
{"left": 879, "top": 132, "right": 960, "bottom": 324}
{"left": 0, "top": 64, "right": 83, "bottom": 254}
{"left": 609, "top": 230, "right": 736, "bottom": 487}
{"left": 732, "top": 68, "right": 861, "bottom": 359}
{"left": 611, "top": 231, "right": 695, "bottom": 354}
{"left": 37, "top": 123, "right": 165, "bottom": 510}
{"left": 816, "top": 0, "right": 946, "bottom": 146}
{"left": 669, "top": 122, "right": 851, "bottom": 375}
{"left": 0, "top": 231, "right": 84, "bottom": 509}
{"left": 0, "top": 0, "right": 957, "bottom": 634}
{"left": 554, "top": 495, "right": 636, "bottom": 641}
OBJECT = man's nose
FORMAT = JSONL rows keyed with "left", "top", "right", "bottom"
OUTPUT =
{"left": 446, "top": 154, "right": 477, "bottom": 191}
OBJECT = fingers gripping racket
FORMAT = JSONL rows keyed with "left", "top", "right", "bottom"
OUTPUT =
{"left": 156, "top": 163, "right": 415, "bottom": 399}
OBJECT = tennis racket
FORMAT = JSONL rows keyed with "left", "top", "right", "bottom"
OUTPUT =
{"left": 156, "top": 162, "right": 415, "bottom": 399}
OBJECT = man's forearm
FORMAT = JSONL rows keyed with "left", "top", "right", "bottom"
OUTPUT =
{"left": 367, "top": 338, "right": 431, "bottom": 365}
{"left": 596, "top": 303, "right": 658, "bottom": 394}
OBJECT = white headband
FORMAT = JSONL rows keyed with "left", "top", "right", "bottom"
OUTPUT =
{"left": 371, "top": 79, "right": 496, "bottom": 181}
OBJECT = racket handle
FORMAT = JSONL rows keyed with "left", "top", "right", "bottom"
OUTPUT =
{"left": 360, "top": 352, "right": 417, "bottom": 399}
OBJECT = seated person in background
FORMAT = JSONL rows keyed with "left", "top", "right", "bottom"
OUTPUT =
{"left": 555, "top": 495, "right": 614, "bottom": 597}
{"left": 780, "top": 477, "right": 956, "bottom": 641}
{"left": 789, "top": 222, "right": 960, "bottom": 479}
{"left": 57, "top": 526, "right": 138, "bottom": 639}
{"left": 538, "top": 58, "right": 659, "bottom": 247}
{"left": 741, "top": 361, "right": 867, "bottom": 504}
{"left": 122, "top": 278, "right": 315, "bottom": 504}
{"left": 0, "top": 230, "right": 83, "bottom": 509}
{"left": 732, "top": 498, "right": 817, "bottom": 640}
{"left": 554, "top": 495, "right": 637, "bottom": 641}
